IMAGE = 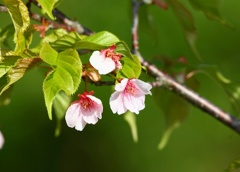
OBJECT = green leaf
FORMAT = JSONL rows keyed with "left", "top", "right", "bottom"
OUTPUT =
{"left": 154, "top": 88, "right": 189, "bottom": 150}
{"left": 115, "top": 41, "right": 133, "bottom": 59}
{"left": 0, "top": 52, "right": 21, "bottom": 78}
{"left": 38, "top": 0, "right": 58, "bottom": 20}
{"left": 124, "top": 111, "right": 138, "bottom": 143}
{"left": 117, "top": 55, "right": 142, "bottom": 79}
{"left": 75, "top": 31, "right": 120, "bottom": 50}
{"left": 2, "top": 0, "right": 31, "bottom": 53}
{"left": 0, "top": 24, "right": 15, "bottom": 48}
{"left": 50, "top": 31, "right": 82, "bottom": 50}
{"left": 41, "top": 44, "right": 82, "bottom": 119}
{"left": 40, "top": 43, "right": 58, "bottom": 65}
{"left": 0, "top": 57, "right": 42, "bottom": 95}
{"left": 53, "top": 91, "right": 71, "bottom": 137}
{"left": 188, "top": 0, "right": 225, "bottom": 24}
{"left": 32, "top": 29, "right": 70, "bottom": 53}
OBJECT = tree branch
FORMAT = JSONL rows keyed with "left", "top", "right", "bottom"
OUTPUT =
{"left": 132, "top": 0, "right": 240, "bottom": 134}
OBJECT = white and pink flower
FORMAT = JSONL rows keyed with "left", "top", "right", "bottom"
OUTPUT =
{"left": 65, "top": 91, "right": 103, "bottom": 131}
{"left": 89, "top": 45, "right": 122, "bottom": 75}
{"left": 0, "top": 131, "right": 4, "bottom": 150}
{"left": 110, "top": 78, "right": 152, "bottom": 115}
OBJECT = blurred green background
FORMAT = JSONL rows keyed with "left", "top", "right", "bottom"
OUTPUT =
{"left": 1, "top": 0, "right": 240, "bottom": 171}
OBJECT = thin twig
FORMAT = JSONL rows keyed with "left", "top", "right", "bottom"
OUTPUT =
{"left": 132, "top": 0, "right": 240, "bottom": 134}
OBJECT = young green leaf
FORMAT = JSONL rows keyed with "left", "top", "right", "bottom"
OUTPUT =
{"left": 50, "top": 31, "right": 82, "bottom": 50}
{"left": 41, "top": 45, "right": 82, "bottom": 119}
{"left": 0, "top": 57, "right": 42, "bottom": 95}
{"left": 38, "top": 0, "right": 58, "bottom": 20}
{"left": 117, "top": 55, "right": 141, "bottom": 79}
{"left": 124, "top": 111, "right": 138, "bottom": 143}
{"left": 40, "top": 43, "right": 58, "bottom": 65}
{"left": 75, "top": 31, "right": 120, "bottom": 50}
{"left": 2, "top": 0, "right": 31, "bottom": 53}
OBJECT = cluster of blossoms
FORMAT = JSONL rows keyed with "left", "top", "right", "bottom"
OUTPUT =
{"left": 65, "top": 45, "right": 152, "bottom": 131}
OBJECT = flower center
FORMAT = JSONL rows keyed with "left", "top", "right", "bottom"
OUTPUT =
{"left": 125, "top": 81, "right": 136, "bottom": 96}
{"left": 101, "top": 45, "right": 122, "bottom": 65}
{"left": 78, "top": 91, "right": 95, "bottom": 110}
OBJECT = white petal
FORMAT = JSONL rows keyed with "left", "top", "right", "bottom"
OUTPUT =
{"left": 75, "top": 117, "right": 87, "bottom": 131}
{"left": 65, "top": 103, "right": 81, "bottom": 128}
{"left": 133, "top": 79, "right": 152, "bottom": 95}
{"left": 98, "top": 58, "right": 115, "bottom": 74}
{"left": 88, "top": 95, "right": 103, "bottom": 118}
{"left": 110, "top": 91, "right": 127, "bottom": 115}
{"left": 124, "top": 94, "right": 145, "bottom": 114}
{"left": 89, "top": 51, "right": 105, "bottom": 70}
{"left": 0, "top": 131, "right": 4, "bottom": 149}
{"left": 83, "top": 114, "right": 98, "bottom": 124}
{"left": 115, "top": 78, "right": 128, "bottom": 91}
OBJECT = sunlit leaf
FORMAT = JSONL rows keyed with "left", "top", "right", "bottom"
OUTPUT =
{"left": 38, "top": 0, "right": 58, "bottom": 20}
{"left": 0, "top": 57, "right": 42, "bottom": 95}
{"left": 50, "top": 31, "right": 82, "bottom": 50}
{"left": 117, "top": 55, "right": 142, "bottom": 79}
{"left": 124, "top": 111, "right": 138, "bottom": 143}
{"left": 32, "top": 28, "right": 70, "bottom": 53}
{"left": 115, "top": 41, "right": 133, "bottom": 59}
{"left": 75, "top": 31, "right": 120, "bottom": 50}
{"left": 40, "top": 43, "right": 58, "bottom": 65}
{"left": 41, "top": 44, "right": 82, "bottom": 119}
{"left": 2, "top": 0, "right": 31, "bottom": 53}
{"left": 53, "top": 91, "right": 71, "bottom": 137}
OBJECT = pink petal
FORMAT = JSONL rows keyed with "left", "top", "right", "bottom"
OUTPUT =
{"left": 65, "top": 103, "right": 81, "bottom": 128}
{"left": 124, "top": 94, "right": 145, "bottom": 114}
{"left": 110, "top": 91, "right": 127, "bottom": 115}
{"left": 133, "top": 79, "right": 152, "bottom": 95}
{"left": 115, "top": 78, "right": 128, "bottom": 91}
{"left": 88, "top": 95, "right": 103, "bottom": 119}
{"left": 83, "top": 114, "right": 98, "bottom": 124}
{"left": 0, "top": 131, "right": 4, "bottom": 150}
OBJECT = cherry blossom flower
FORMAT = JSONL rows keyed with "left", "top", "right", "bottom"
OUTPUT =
{"left": 89, "top": 45, "right": 122, "bottom": 75}
{"left": 110, "top": 78, "right": 152, "bottom": 115}
{"left": 65, "top": 91, "right": 103, "bottom": 131}
{"left": 0, "top": 131, "right": 4, "bottom": 150}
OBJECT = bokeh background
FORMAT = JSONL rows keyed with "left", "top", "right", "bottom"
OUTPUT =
{"left": 1, "top": 0, "right": 240, "bottom": 171}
